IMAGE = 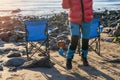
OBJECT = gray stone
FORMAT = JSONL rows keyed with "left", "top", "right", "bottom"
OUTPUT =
{"left": 0, "top": 59, "right": 3, "bottom": 63}
{"left": 9, "top": 35, "right": 18, "bottom": 42}
{"left": 0, "top": 39, "right": 6, "bottom": 45}
{"left": 0, "top": 64, "right": 3, "bottom": 71}
{"left": 8, "top": 67, "right": 17, "bottom": 72}
{"left": 20, "top": 57, "right": 53, "bottom": 68}
{"left": 3, "top": 57, "right": 27, "bottom": 67}
{"left": 113, "top": 30, "right": 120, "bottom": 37}
{"left": 21, "top": 51, "right": 26, "bottom": 55}
{"left": 0, "top": 32, "right": 9, "bottom": 42}
{"left": 0, "top": 49, "right": 4, "bottom": 54}
{"left": 7, "top": 51, "right": 22, "bottom": 58}
{"left": 4, "top": 48, "right": 18, "bottom": 52}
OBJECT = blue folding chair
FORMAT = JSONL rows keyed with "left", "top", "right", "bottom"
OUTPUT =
{"left": 24, "top": 19, "right": 50, "bottom": 60}
{"left": 89, "top": 18, "right": 103, "bottom": 55}
{"left": 78, "top": 18, "right": 103, "bottom": 56}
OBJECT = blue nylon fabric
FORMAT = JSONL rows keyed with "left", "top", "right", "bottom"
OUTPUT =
{"left": 89, "top": 18, "right": 100, "bottom": 39}
{"left": 25, "top": 20, "right": 47, "bottom": 41}
{"left": 58, "top": 48, "right": 64, "bottom": 55}
{"left": 81, "top": 50, "right": 88, "bottom": 58}
{"left": 66, "top": 49, "right": 75, "bottom": 59}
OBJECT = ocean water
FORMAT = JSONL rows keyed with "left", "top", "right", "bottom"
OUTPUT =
{"left": 0, "top": 0, "right": 120, "bottom": 16}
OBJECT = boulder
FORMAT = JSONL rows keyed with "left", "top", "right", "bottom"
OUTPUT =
{"left": 20, "top": 57, "right": 53, "bottom": 68}
{"left": 6, "top": 51, "right": 22, "bottom": 58}
{"left": 3, "top": 57, "right": 27, "bottom": 67}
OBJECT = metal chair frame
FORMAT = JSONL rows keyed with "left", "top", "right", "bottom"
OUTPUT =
{"left": 24, "top": 19, "right": 50, "bottom": 60}
{"left": 78, "top": 18, "right": 103, "bottom": 56}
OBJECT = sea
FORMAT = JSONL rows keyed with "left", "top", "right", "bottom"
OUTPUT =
{"left": 0, "top": 0, "right": 120, "bottom": 16}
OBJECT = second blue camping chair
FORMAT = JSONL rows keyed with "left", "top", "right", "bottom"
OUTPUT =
{"left": 78, "top": 18, "right": 103, "bottom": 56}
{"left": 89, "top": 18, "right": 103, "bottom": 55}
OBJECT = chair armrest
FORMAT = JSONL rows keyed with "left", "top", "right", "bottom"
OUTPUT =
{"left": 15, "top": 30, "right": 26, "bottom": 41}
{"left": 48, "top": 27, "right": 58, "bottom": 34}
{"left": 99, "top": 25, "right": 104, "bottom": 33}
{"left": 15, "top": 30, "right": 25, "bottom": 34}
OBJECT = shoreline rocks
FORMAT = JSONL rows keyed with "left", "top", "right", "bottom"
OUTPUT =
{"left": 0, "top": 9, "right": 120, "bottom": 47}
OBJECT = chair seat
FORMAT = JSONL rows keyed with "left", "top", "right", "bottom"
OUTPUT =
{"left": 26, "top": 34, "right": 47, "bottom": 42}
{"left": 89, "top": 18, "right": 103, "bottom": 39}
{"left": 25, "top": 20, "right": 48, "bottom": 41}
{"left": 89, "top": 18, "right": 103, "bottom": 56}
{"left": 27, "top": 38, "right": 47, "bottom": 42}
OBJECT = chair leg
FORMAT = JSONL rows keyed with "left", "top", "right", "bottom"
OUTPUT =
{"left": 98, "top": 36, "right": 101, "bottom": 55}
{"left": 26, "top": 39, "right": 50, "bottom": 60}
{"left": 89, "top": 37, "right": 101, "bottom": 56}
{"left": 27, "top": 41, "right": 50, "bottom": 59}
{"left": 26, "top": 42, "right": 38, "bottom": 60}
{"left": 45, "top": 39, "right": 50, "bottom": 58}
{"left": 26, "top": 42, "right": 29, "bottom": 60}
{"left": 77, "top": 39, "right": 81, "bottom": 56}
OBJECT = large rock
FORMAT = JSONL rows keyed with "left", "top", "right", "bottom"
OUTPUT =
{"left": 0, "top": 64, "right": 3, "bottom": 71}
{"left": 4, "top": 48, "right": 18, "bottom": 53}
{"left": 0, "top": 39, "right": 6, "bottom": 47}
{"left": 6, "top": 50, "right": 22, "bottom": 58}
{"left": 0, "top": 39, "right": 6, "bottom": 45}
{"left": 113, "top": 24, "right": 120, "bottom": 37}
{"left": 8, "top": 35, "right": 18, "bottom": 42}
{"left": 3, "top": 57, "right": 27, "bottom": 67}
{"left": 0, "top": 32, "right": 9, "bottom": 42}
{"left": 113, "top": 30, "right": 120, "bottom": 37}
{"left": 20, "top": 57, "right": 53, "bottom": 68}
{"left": 0, "top": 49, "right": 4, "bottom": 54}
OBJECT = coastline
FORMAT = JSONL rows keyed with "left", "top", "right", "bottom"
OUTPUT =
{"left": 0, "top": 7, "right": 120, "bottom": 17}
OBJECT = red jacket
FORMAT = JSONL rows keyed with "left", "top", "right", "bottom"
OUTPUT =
{"left": 62, "top": 0, "right": 93, "bottom": 24}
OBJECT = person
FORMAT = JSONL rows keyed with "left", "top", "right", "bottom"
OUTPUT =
{"left": 62, "top": 0, "right": 93, "bottom": 69}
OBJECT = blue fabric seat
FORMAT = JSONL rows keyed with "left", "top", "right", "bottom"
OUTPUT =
{"left": 25, "top": 20, "right": 47, "bottom": 41}
{"left": 89, "top": 18, "right": 103, "bottom": 39}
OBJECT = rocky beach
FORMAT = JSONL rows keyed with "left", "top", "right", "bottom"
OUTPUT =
{"left": 0, "top": 9, "right": 120, "bottom": 80}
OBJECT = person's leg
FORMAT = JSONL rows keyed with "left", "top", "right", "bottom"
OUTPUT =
{"left": 66, "top": 22, "right": 80, "bottom": 69}
{"left": 81, "top": 21, "right": 92, "bottom": 66}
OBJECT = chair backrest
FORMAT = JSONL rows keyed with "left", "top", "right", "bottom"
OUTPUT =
{"left": 89, "top": 18, "right": 102, "bottom": 39}
{"left": 25, "top": 19, "right": 48, "bottom": 41}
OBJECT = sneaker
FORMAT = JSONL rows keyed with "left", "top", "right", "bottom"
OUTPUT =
{"left": 82, "top": 57, "right": 89, "bottom": 66}
{"left": 66, "top": 58, "right": 72, "bottom": 70}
